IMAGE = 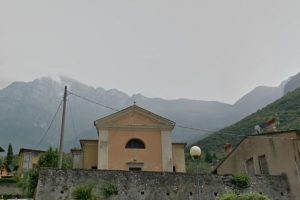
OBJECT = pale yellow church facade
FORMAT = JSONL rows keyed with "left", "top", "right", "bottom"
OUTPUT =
{"left": 71, "top": 105, "right": 186, "bottom": 172}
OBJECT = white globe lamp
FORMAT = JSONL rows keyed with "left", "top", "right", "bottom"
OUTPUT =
{"left": 190, "top": 146, "right": 202, "bottom": 159}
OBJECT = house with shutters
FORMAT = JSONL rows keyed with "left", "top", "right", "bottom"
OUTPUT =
{"left": 213, "top": 130, "right": 300, "bottom": 200}
{"left": 18, "top": 148, "right": 45, "bottom": 174}
{"left": 71, "top": 105, "right": 186, "bottom": 172}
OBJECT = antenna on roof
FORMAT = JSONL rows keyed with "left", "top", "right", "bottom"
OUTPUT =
{"left": 254, "top": 125, "right": 262, "bottom": 134}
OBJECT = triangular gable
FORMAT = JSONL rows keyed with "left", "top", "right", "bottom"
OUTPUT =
{"left": 94, "top": 105, "right": 175, "bottom": 129}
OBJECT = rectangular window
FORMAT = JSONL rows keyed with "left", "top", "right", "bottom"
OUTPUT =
{"left": 246, "top": 157, "right": 255, "bottom": 175}
{"left": 258, "top": 155, "right": 269, "bottom": 174}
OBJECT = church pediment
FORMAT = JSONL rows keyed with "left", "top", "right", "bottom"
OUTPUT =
{"left": 94, "top": 105, "right": 175, "bottom": 130}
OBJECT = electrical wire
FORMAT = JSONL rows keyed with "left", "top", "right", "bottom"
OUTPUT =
{"left": 68, "top": 90, "right": 120, "bottom": 112}
{"left": 65, "top": 90, "right": 296, "bottom": 141}
{"left": 36, "top": 100, "right": 63, "bottom": 148}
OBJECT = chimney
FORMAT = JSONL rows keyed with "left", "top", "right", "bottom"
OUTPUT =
{"left": 224, "top": 143, "right": 232, "bottom": 156}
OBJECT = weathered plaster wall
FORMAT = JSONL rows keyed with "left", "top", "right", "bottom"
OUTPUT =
{"left": 216, "top": 133, "right": 300, "bottom": 200}
{"left": 71, "top": 150, "right": 83, "bottom": 169}
{"left": 82, "top": 141, "right": 98, "bottom": 169}
{"left": 172, "top": 144, "right": 186, "bottom": 172}
{"left": 108, "top": 128, "right": 163, "bottom": 171}
{"left": 36, "top": 169, "right": 290, "bottom": 200}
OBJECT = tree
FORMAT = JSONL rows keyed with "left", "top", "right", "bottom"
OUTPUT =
{"left": 23, "top": 147, "right": 72, "bottom": 197}
{"left": 204, "top": 151, "right": 213, "bottom": 163}
{"left": 38, "top": 147, "right": 72, "bottom": 169}
{"left": 212, "top": 153, "right": 217, "bottom": 160}
{"left": 38, "top": 147, "right": 59, "bottom": 168}
{"left": 6, "top": 143, "right": 13, "bottom": 168}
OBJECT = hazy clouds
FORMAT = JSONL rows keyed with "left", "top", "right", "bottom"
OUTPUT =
{"left": 0, "top": 0, "right": 299, "bottom": 103}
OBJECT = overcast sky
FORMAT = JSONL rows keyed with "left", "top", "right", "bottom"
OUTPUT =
{"left": 0, "top": 1, "right": 299, "bottom": 104}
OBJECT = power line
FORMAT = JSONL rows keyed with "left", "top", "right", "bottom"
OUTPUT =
{"left": 64, "top": 90, "right": 286, "bottom": 140}
{"left": 176, "top": 125, "right": 215, "bottom": 133}
{"left": 68, "top": 90, "right": 120, "bottom": 112}
{"left": 36, "top": 100, "right": 63, "bottom": 148}
{"left": 68, "top": 91, "right": 250, "bottom": 137}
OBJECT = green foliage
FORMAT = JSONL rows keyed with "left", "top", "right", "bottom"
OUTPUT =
{"left": 16, "top": 170, "right": 37, "bottom": 197}
{"left": 0, "top": 194, "right": 22, "bottom": 199}
{"left": 37, "top": 147, "right": 72, "bottom": 169}
{"left": 14, "top": 148, "right": 71, "bottom": 198}
{"left": 72, "top": 184, "right": 97, "bottom": 200}
{"left": 16, "top": 172, "right": 29, "bottom": 195}
{"left": 195, "top": 87, "right": 300, "bottom": 156}
{"left": 6, "top": 143, "right": 13, "bottom": 168}
{"left": 218, "top": 192, "right": 271, "bottom": 200}
{"left": 213, "top": 153, "right": 217, "bottom": 160}
{"left": 102, "top": 182, "right": 118, "bottom": 198}
{"left": 27, "top": 169, "right": 39, "bottom": 196}
{"left": 205, "top": 151, "right": 213, "bottom": 163}
{"left": 12, "top": 155, "right": 19, "bottom": 169}
{"left": 185, "top": 152, "right": 220, "bottom": 173}
{"left": 38, "top": 147, "right": 59, "bottom": 168}
{"left": 231, "top": 174, "right": 250, "bottom": 188}
{"left": 0, "top": 177, "right": 17, "bottom": 184}
{"left": 218, "top": 192, "right": 238, "bottom": 200}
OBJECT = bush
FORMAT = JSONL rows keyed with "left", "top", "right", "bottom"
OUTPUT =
{"left": 0, "top": 178, "right": 17, "bottom": 184}
{"left": 27, "top": 169, "right": 39, "bottom": 197}
{"left": 218, "top": 192, "right": 238, "bottom": 200}
{"left": 0, "top": 194, "right": 22, "bottom": 199}
{"left": 231, "top": 174, "right": 250, "bottom": 188}
{"left": 72, "top": 184, "right": 97, "bottom": 200}
{"left": 38, "top": 147, "right": 72, "bottom": 169}
{"left": 102, "top": 182, "right": 118, "bottom": 198}
{"left": 218, "top": 192, "right": 271, "bottom": 200}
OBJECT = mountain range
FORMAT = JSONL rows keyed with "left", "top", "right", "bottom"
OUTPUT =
{"left": 0, "top": 72, "right": 299, "bottom": 152}
{"left": 194, "top": 72, "right": 300, "bottom": 153}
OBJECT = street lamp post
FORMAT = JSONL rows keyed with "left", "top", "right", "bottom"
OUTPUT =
{"left": 190, "top": 146, "right": 202, "bottom": 200}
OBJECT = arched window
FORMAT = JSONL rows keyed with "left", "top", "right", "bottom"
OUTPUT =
{"left": 125, "top": 139, "right": 145, "bottom": 149}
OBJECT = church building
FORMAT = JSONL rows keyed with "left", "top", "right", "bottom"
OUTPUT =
{"left": 71, "top": 105, "right": 186, "bottom": 172}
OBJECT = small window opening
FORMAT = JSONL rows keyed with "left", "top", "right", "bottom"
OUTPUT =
{"left": 166, "top": 192, "right": 170, "bottom": 196}
{"left": 141, "top": 191, "right": 144, "bottom": 195}
{"left": 173, "top": 166, "right": 176, "bottom": 172}
{"left": 125, "top": 139, "right": 145, "bottom": 149}
{"left": 190, "top": 192, "right": 193, "bottom": 196}
{"left": 129, "top": 167, "right": 142, "bottom": 171}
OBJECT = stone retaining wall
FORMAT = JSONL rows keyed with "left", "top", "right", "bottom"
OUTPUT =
{"left": 0, "top": 183, "right": 22, "bottom": 196}
{"left": 36, "top": 169, "right": 290, "bottom": 200}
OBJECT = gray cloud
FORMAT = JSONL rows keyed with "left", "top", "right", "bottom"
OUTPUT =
{"left": 0, "top": 0, "right": 299, "bottom": 103}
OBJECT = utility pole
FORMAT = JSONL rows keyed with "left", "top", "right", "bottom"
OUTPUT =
{"left": 58, "top": 86, "right": 67, "bottom": 169}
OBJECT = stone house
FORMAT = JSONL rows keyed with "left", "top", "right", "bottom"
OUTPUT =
{"left": 213, "top": 130, "right": 300, "bottom": 200}
{"left": 71, "top": 105, "right": 186, "bottom": 172}
{"left": 18, "top": 148, "right": 45, "bottom": 173}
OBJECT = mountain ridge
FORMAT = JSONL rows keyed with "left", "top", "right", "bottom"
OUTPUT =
{"left": 0, "top": 72, "right": 299, "bottom": 152}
